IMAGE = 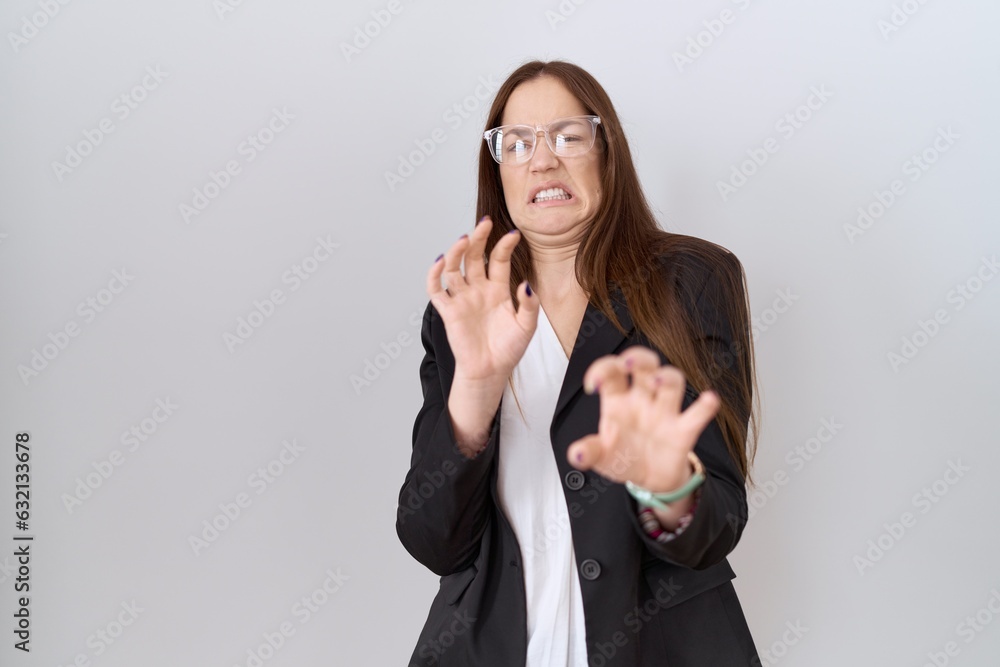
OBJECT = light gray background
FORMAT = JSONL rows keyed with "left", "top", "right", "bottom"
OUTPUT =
{"left": 2, "top": 1, "right": 998, "bottom": 665}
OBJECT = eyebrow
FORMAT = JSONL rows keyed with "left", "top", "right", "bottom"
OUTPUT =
{"left": 500, "top": 117, "right": 584, "bottom": 131}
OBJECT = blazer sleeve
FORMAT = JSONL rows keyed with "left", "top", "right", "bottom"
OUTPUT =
{"left": 625, "top": 252, "right": 751, "bottom": 570}
{"left": 395, "top": 300, "right": 502, "bottom": 577}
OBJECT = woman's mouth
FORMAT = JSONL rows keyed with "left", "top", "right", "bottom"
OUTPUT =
{"left": 532, "top": 187, "right": 572, "bottom": 203}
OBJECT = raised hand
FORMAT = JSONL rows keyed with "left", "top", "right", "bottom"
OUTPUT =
{"left": 427, "top": 215, "right": 539, "bottom": 384}
{"left": 566, "top": 346, "right": 721, "bottom": 493}
{"left": 427, "top": 216, "right": 540, "bottom": 457}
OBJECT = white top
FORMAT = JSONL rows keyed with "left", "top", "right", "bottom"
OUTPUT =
{"left": 496, "top": 304, "right": 589, "bottom": 667}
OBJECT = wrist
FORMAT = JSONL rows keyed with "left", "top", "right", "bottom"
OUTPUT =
{"left": 625, "top": 452, "right": 705, "bottom": 511}
{"left": 646, "top": 457, "right": 695, "bottom": 495}
{"left": 452, "top": 368, "right": 507, "bottom": 394}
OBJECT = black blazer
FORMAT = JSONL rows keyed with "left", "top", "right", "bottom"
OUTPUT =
{"left": 396, "top": 251, "right": 760, "bottom": 666}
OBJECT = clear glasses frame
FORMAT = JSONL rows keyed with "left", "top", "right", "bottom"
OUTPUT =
{"left": 483, "top": 115, "right": 602, "bottom": 165}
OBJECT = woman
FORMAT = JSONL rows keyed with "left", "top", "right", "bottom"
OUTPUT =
{"left": 396, "top": 59, "right": 761, "bottom": 666}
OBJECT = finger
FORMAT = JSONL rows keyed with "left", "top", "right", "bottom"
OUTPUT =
{"left": 426, "top": 252, "right": 450, "bottom": 312}
{"left": 441, "top": 234, "right": 470, "bottom": 294}
{"left": 678, "top": 389, "right": 722, "bottom": 434}
{"left": 566, "top": 432, "right": 610, "bottom": 472}
{"left": 486, "top": 223, "right": 520, "bottom": 287}
{"left": 514, "top": 279, "right": 539, "bottom": 330}
{"left": 618, "top": 346, "right": 663, "bottom": 398}
{"left": 464, "top": 216, "right": 491, "bottom": 282}
{"left": 652, "top": 365, "right": 687, "bottom": 415}
{"left": 582, "top": 355, "right": 629, "bottom": 396}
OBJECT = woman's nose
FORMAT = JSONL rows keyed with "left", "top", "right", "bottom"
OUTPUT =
{"left": 528, "top": 130, "right": 559, "bottom": 170}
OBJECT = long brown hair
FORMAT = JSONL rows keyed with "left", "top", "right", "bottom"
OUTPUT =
{"left": 475, "top": 60, "right": 760, "bottom": 488}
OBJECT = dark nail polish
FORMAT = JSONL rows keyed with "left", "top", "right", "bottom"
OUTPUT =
{"left": 434, "top": 253, "right": 443, "bottom": 263}
{"left": 526, "top": 282, "right": 532, "bottom": 296}
{"left": 575, "top": 451, "right": 583, "bottom": 463}
{"left": 459, "top": 233, "right": 468, "bottom": 240}
{"left": 508, "top": 228, "right": 519, "bottom": 234}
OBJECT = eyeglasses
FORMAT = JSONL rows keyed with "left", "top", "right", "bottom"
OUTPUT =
{"left": 483, "top": 115, "right": 602, "bottom": 165}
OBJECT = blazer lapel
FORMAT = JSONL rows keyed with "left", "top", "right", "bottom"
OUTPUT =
{"left": 552, "top": 284, "right": 636, "bottom": 424}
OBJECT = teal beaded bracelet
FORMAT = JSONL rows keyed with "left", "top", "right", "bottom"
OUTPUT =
{"left": 625, "top": 452, "right": 705, "bottom": 511}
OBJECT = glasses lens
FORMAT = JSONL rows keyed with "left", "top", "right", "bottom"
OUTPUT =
{"left": 498, "top": 127, "right": 534, "bottom": 163}
{"left": 548, "top": 117, "right": 596, "bottom": 157}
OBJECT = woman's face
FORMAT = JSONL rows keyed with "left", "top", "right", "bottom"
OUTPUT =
{"left": 497, "top": 76, "right": 603, "bottom": 239}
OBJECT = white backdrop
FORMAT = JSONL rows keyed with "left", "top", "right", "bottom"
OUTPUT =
{"left": 2, "top": 1, "right": 999, "bottom": 665}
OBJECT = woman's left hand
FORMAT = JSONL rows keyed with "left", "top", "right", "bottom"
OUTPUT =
{"left": 566, "top": 345, "right": 720, "bottom": 492}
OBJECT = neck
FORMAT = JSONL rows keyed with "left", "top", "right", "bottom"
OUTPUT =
{"left": 524, "top": 237, "right": 585, "bottom": 303}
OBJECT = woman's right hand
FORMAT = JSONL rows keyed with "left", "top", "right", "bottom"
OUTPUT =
{"left": 426, "top": 215, "right": 539, "bottom": 387}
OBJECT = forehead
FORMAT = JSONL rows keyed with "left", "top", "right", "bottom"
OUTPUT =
{"left": 500, "top": 75, "right": 588, "bottom": 126}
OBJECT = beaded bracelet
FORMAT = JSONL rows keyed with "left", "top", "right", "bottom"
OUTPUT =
{"left": 638, "top": 486, "right": 701, "bottom": 543}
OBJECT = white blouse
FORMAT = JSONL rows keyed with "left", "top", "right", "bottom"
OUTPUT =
{"left": 496, "top": 304, "right": 589, "bottom": 667}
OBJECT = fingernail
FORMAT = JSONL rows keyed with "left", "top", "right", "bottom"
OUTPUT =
{"left": 625, "top": 358, "right": 633, "bottom": 369}
{"left": 458, "top": 233, "right": 468, "bottom": 240}
{"left": 525, "top": 282, "right": 532, "bottom": 296}
{"left": 477, "top": 216, "right": 487, "bottom": 225}
{"left": 434, "top": 253, "right": 443, "bottom": 263}
{"left": 575, "top": 451, "right": 583, "bottom": 463}
{"left": 508, "top": 228, "right": 519, "bottom": 234}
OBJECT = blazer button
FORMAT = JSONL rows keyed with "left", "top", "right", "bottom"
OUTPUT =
{"left": 564, "top": 470, "right": 585, "bottom": 491}
{"left": 580, "top": 559, "right": 601, "bottom": 580}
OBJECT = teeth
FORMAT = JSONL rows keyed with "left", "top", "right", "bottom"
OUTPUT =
{"left": 533, "top": 187, "right": 570, "bottom": 202}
